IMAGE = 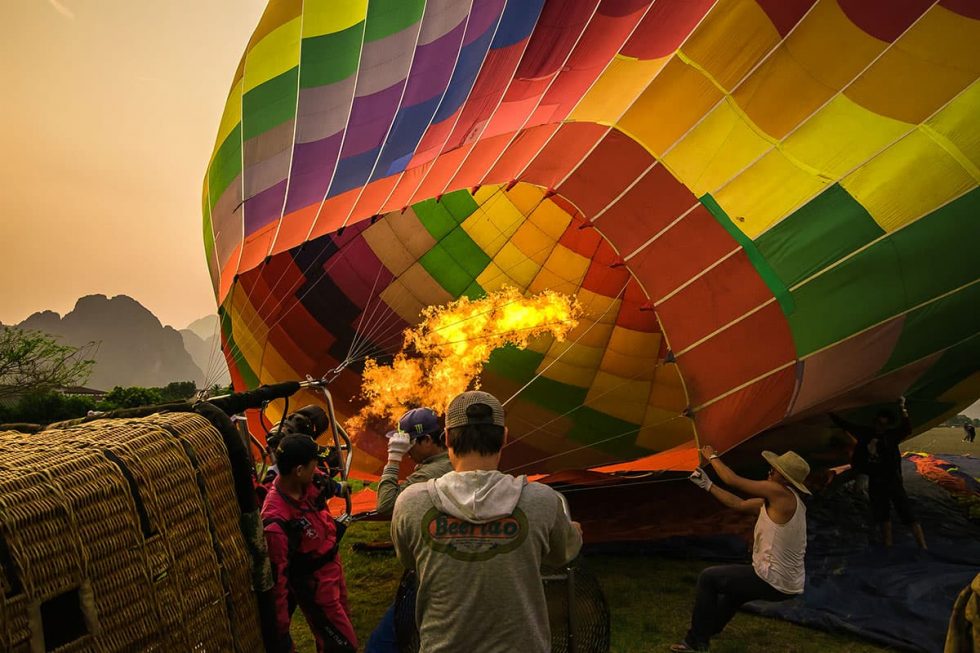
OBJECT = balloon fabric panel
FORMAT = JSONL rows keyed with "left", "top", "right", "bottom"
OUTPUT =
{"left": 206, "top": 0, "right": 980, "bottom": 477}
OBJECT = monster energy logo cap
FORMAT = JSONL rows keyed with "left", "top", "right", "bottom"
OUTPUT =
{"left": 398, "top": 407, "right": 442, "bottom": 439}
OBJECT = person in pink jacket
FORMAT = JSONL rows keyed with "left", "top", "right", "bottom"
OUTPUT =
{"left": 262, "top": 434, "right": 356, "bottom": 652}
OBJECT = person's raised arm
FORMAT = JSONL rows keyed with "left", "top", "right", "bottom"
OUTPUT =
{"left": 689, "top": 467, "right": 764, "bottom": 515}
{"left": 700, "top": 445, "right": 786, "bottom": 503}
{"left": 376, "top": 431, "right": 412, "bottom": 516}
{"left": 898, "top": 396, "right": 912, "bottom": 436}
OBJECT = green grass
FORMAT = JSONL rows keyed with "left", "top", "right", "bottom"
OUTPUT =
{"left": 284, "top": 427, "right": 972, "bottom": 650}
{"left": 591, "top": 554, "right": 887, "bottom": 653}
{"left": 289, "top": 522, "right": 891, "bottom": 653}
{"left": 904, "top": 426, "right": 978, "bottom": 457}
{"left": 290, "top": 521, "right": 401, "bottom": 651}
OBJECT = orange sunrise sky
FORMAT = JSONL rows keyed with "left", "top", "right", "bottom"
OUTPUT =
{"left": 1, "top": 0, "right": 266, "bottom": 329}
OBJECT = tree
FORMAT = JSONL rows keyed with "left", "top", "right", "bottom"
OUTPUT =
{"left": 101, "top": 386, "right": 163, "bottom": 409}
{"left": 1, "top": 391, "right": 98, "bottom": 424}
{"left": 0, "top": 327, "right": 95, "bottom": 400}
{"left": 159, "top": 380, "right": 198, "bottom": 403}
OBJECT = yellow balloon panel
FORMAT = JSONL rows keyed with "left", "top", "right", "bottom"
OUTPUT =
{"left": 924, "top": 80, "right": 980, "bottom": 176}
{"left": 501, "top": 182, "right": 547, "bottom": 216}
{"left": 302, "top": 0, "right": 368, "bottom": 38}
{"left": 258, "top": 342, "right": 299, "bottom": 386}
{"left": 599, "top": 326, "right": 661, "bottom": 381}
{"left": 510, "top": 219, "right": 558, "bottom": 265}
{"left": 585, "top": 371, "right": 653, "bottom": 424}
{"left": 662, "top": 100, "right": 771, "bottom": 197}
{"left": 574, "top": 289, "right": 622, "bottom": 327}
{"left": 783, "top": 94, "right": 910, "bottom": 180}
{"left": 714, "top": 148, "right": 828, "bottom": 238}
{"left": 569, "top": 55, "right": 668, "bottom": 125}
{"left": 636, "top": 405, "right": 696, "bottom": 449}
{"left": 484, "top": 242, "right": 543, "bottom": 290}
{"left": 463, "top": 193, "right": 526, "bottom": 258}
{"left": 539, "top": 339, "right": 609, "bottom": 388}
{"left": 528, "top": 245, "right": 591, "bottom": 297}
{"left": 528, "top": 198, "right": 574, "bottom": 241}
{"left": 213, "top": 79, "right": 244, "bottom": 153}
{"left": 244, "top": 16, "right": 301, "bottom": 93}
{"left": 842, "top": 129, "right": 976, "bottom": 232}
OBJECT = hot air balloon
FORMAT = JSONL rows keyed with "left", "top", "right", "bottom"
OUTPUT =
{"left": 203, "top": 0, "right": 980, "bottom": 479}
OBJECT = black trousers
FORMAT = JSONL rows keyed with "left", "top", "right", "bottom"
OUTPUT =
{"left": 686, "top": 564, "right": 794, "bottom": 649}
{"left": 869, "top": 471, "right": 915, "bottom": 524}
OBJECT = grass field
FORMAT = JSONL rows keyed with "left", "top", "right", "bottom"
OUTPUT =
{"left": 290, "top": 428, "right": 974, "bottom": 651}
{"left": 904, "top": 426, "right": 977, "bottom": 458}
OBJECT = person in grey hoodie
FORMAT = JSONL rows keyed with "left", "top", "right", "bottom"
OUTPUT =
{"left": 391, "top": 390, "right": 583, "bottom": 653}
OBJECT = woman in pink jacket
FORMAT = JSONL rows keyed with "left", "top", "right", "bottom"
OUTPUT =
{"left": 262, "top": 434, "right": 356, "bottom": 652}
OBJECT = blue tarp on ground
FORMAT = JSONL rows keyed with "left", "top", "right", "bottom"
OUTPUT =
{"left": 744, "top": 455, "right": 980, "bottom": 652}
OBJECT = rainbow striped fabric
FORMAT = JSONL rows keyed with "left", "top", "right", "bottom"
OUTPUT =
{"left": 204, "top": 0, "right": 980, "bottom": 475}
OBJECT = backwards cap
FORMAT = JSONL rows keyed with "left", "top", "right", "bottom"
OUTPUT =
{"left": 445, "top": 391, "right": 505, "bottom": 429}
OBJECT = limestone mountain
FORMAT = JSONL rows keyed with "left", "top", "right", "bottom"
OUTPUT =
{"left": 184, "top": 314, "right": 220, "bottom": 341}
{"left": 18, "top": 294, "right": 207, "bottom": 389}
{"left": 179, "top": 314, "right": 230, "bottom": 387}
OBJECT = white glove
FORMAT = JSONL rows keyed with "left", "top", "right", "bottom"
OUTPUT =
{"left": 689, "top": 467, "right": 713, "bottom": 492}
{"left": 387, "top": 431, "right": 412, "bottom": 463}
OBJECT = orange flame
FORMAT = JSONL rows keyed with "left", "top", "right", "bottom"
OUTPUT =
{"left": 347, "top": 286, "right": 580, "bottom": 432}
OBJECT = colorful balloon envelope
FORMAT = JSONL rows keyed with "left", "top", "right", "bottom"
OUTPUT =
{"left": 204, "top": 0, "right": 980, "bottom": 476}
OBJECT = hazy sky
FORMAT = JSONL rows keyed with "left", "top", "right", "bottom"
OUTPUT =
{"left": 0, "top": 0, "right": 265, "bottom": 329}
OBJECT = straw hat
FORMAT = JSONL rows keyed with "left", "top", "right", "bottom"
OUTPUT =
{"left": 762, "top": 450, "right": 811, "bottom": 495}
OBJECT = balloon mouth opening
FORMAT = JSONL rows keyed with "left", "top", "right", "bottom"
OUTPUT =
{"left": 222, "top": 181, "right": 694, "bottom": 476}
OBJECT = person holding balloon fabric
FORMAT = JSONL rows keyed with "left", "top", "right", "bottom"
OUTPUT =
{"left": 672, "top": 446, "right": 810, "bottom": 652}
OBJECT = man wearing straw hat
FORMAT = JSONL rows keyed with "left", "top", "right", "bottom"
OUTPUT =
{"left": 671, "top": 446, "right": 811, "bottom": 653}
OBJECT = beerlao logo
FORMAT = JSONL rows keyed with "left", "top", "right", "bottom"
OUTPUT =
{"left": 421, "top": 507, "right": 529, "bottom": 561}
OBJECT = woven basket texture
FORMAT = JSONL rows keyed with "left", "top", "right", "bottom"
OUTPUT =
{"left": 0, "top": 411, "right": 262, "bottom": 652}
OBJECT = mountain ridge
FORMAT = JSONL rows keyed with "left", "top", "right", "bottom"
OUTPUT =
{"left": 15, "top": 294, "right": 229, "bottom": 389}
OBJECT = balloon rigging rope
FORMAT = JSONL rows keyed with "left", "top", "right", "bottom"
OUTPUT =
{"left": 344, "top": 262, "right": 388, "bottom": 367}
{"left": 217, "top": 229, "right": 378, "bottom": 375}
{"left": 555, "top": 475, "right": 683, "bottom": 495}
{"left": 227, "top": 185, "right": 512, "bottom": 376}
{"left": 225, "top": 181, "right": 556, "bottom": 379}
{"left": 341, "top": 215, "right": 598, "bottom": 367}
{"left": 504, "top": 412, "right": 685, "bottom": 474}
{"left": 334, "top": 179, "right": 598, "bottom": 368}
{"left": 201, "top": 314, "right": 224, "bottom": 388}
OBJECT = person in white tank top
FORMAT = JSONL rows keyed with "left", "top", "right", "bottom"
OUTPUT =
{"left": 671, "top": 446, "right": 811, "bottom": 653}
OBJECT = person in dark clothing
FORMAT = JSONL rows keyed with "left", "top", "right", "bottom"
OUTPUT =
{"left": 366, "top": 408, "right": 454, "bottom": 653}
{"left": 829, "top": 397, "right": 927, "bottom": 549}
{"left": 374, "top": 407, "right": 453, "bottom": 517}
{"left": 963, "top": 422, "right": 976, "bottom": 443}
{"left": 262, "top": 435, "right": 356, "bottom": 652}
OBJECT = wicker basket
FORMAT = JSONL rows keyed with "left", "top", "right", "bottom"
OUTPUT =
{"left": 0, "top": 412, "right": 264, "bottom": 652}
